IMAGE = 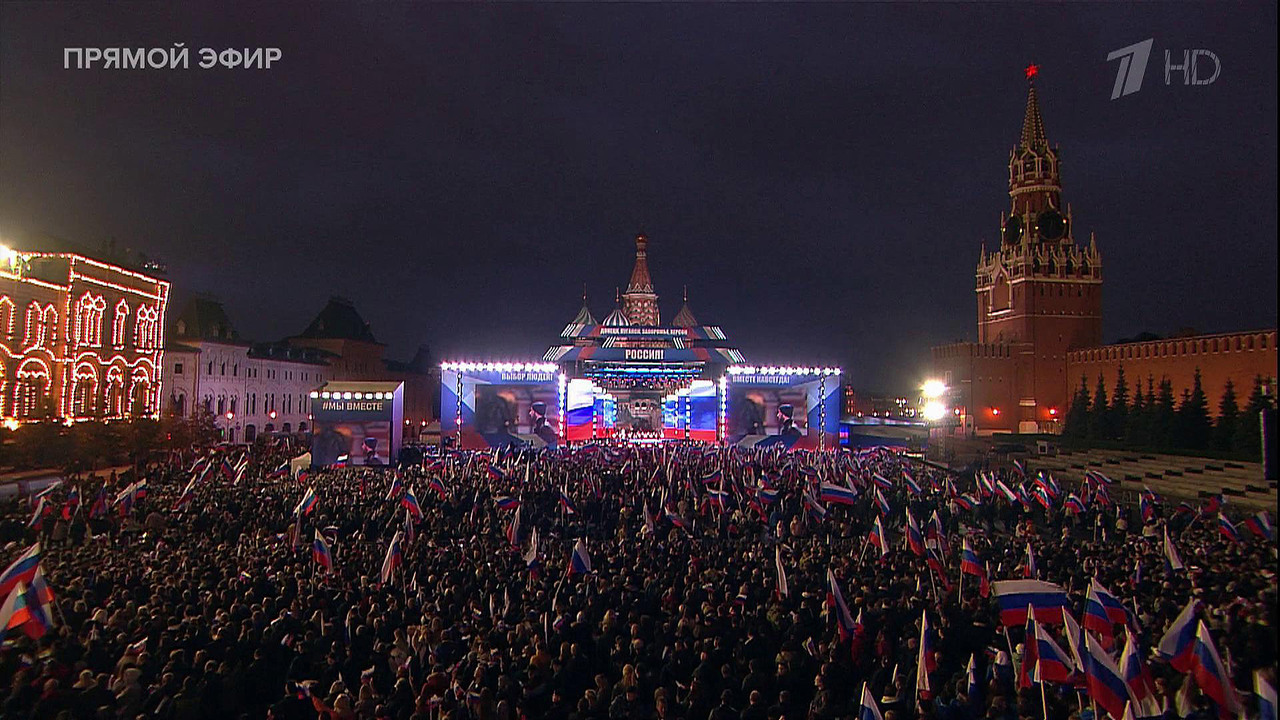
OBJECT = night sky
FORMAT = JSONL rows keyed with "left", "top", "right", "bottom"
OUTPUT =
{"left": 1, "top": 4, "right": 1275, "bottom": 392}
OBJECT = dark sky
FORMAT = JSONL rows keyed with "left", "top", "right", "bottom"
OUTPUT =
{"left": 1, "top": 3, "right": 1275, "bottom": 393}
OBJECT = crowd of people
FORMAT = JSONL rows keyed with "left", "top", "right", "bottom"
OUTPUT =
{"left": 0, "top": 440, "right": 1275, "bottom": 720}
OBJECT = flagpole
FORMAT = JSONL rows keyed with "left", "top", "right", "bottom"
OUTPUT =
{"left": 1039, "top": 669, "right": 1049, "bottom": 720}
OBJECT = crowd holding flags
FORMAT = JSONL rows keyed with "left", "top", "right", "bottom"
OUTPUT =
{"left": 2, "top": 437, "right": 1274, "bottom": 720}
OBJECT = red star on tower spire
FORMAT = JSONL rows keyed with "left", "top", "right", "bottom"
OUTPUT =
{"left": 1025, "top": 64, "right": 1039, "bottom": 80}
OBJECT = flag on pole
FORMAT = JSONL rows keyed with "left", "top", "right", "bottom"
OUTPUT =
{"left": 1163, "top": 527, "right": 1185, "bottom": 571}
{"left": 1157, "top": 599, "right": 1201, "bottom": 672}
{"left": 312, "top": 530, "right": 333, "bottom": 572}
{"left": 523, "top": 528, "right": 541, "bottom": 574}
{"left": 1218, "top": 514, "right": 1242, "bottom": 543}
{"left": 1244, "top": 511, "right": 1275, "bottom": 541}
{"left": 991, "top": 580, "right": 1069, "bottom": 626}
{"left": 917, "top": 610, "right": 936, "bottom": 696}
{"left": 774, "top": 546, "right": 789, "bottom": 598}
{"left": 568, "top": 539, "right": 591, "bottom": 575}
{"left": 868, "top": 516, "right": 888, "bottom": 558}
{"left": 1082, "top": 633, "right": 1136, "bottom": 720}
{"left": 961, "top": 539, "right": 991, "bottom": 598}
{"left": 379, "top": 531, "right": 403, "bottom": 584}
{"left": 1120, "top": 627, "right": 1159, "bottom": 717}
{"left": 1084, "top": 579, "right": 1129, "bottom": 636}
{"left": 1190, "top": 621, "right": 1240, "bottom": 718}
{"left": 1256, "top": 671, "right": 1277, "bottom": 720}
{"left": 859, "top": 683, "right": 884, "bottom": 720}
{"left": 294, "top": 487, "right": 318, "bottom": 517}
{"left": 1023, "top": 543, "right": 1038, "bottom": 578}
{"left": 558, "top": 487, "right": 577, "bottom": 515}
{"left": 401, "top": 488, "right": 423, "bottom": 520}
{"left": 827, "top": 569, "right": 856, "bottom": 641}
{"left": 905, "top": 509, "right": 925, "bottom": 557}
{"left": 0, "top": 544, "right": 40, "bottom": 599}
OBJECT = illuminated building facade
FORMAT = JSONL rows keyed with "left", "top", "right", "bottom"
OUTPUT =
{"left": 0, "top": 250, "right": 169, "bottom": 423}
{"left": 931, "top": 70, "right": 1277, "bottom": 435}
{"left": 162, "top": 296, "right": 329, "bottom": 442}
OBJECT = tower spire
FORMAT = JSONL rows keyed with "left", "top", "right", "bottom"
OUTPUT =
{"left": 621, "top": 232, "right": 660, "bottom": 326}
{"left": 1021, "top": 65, "right": 1048, "bottom": 150}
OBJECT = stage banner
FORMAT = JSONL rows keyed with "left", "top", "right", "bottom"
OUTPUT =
{"left": 660, "top": 381, "right": 717, "bottom": 441}
{"left": 726, "top": 370, "right": 840, "bottom": 450}
{"left": 566, "top": 379, "right": 595, "bottom": 443}
{"left": 442, "top": 365, "right": 562, "bottom": 449}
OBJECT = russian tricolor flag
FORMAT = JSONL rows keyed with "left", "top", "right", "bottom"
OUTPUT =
{"left": 1033, "top": 622, "right": 1077, "bottom": 684}
{"left": 294, "top": 487, "right": 318, "bottom": 517}
{"left": 558, "top": 488, "right": 577, "bottom": 515}
{"left": 427, "top": 475, "right": 447, "bottom": 498}
{"left": 1244, "top": 510, "right": 1275, "bottom": 541}
{"left": 1120, "top": 628, "right": 1157, "bottom": 715}
{"left": 1256, "top": 671, "right": 1277, "bottom": 720}
{"left": 903, "top": 471, "right": 923, "bottom": 496}
{"left": 401, "top": 489, "right": 423, "bottom": 520}
{"left": 870, "top": 473, "right": 893, "bottom": 490}
{"left": 820, "top": 482, "right": 858, "bottom": 506}
{"left": 1156, "top": 598, "right": 1201, "bottom": 672}
{"left": 905, "top": 510, "right": 925, "bottom": 557}
{"left": 1163, "top": 527, "right": 1185, "bottom": 571}
{"left": 868, "top": 516, "right": 887, "bottom": 557}
{"left": 859, "top": 683, "right": 884, "bottom": 720}
{"left": 872, "top": 487, "right": 891, "bottom": 516}
{"left": 1191, "top": 621, "right": 1240, "bottom": 717}
{"left": 380, "top": 531, "right": 403, "bottom": 584}
{"left": 1065, "top": 493, "right": 1086, "bottom": 515}
{"left": 1082, "top": 634, "right": 1135, "bottom": 720}
{"left": 495, "top": 495, "right": 520, "bottom": 511}
{"left": 827, "top": 569, "right": 856, "bottom": 641}
{"left": 568, "top": 539, "right": 592, "bottom": 575}
{"left": 1218, "top": 513, "right": 1241, "bottom": 543}
{"left": 312, "top": 530, "right": 333, "bottom": 572}
{"left": 991, "top": 580, "right": 1069, "bottom": 626}
{"left": 1084, "top": 579, "right": 1129, "bottom": 635}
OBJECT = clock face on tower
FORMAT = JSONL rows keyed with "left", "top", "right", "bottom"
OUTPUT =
{"left": 1003, "top": 215, "right": 1023, "bottom": 245}
{"left": 1036, "top": 210, "right": 1066, "bottom": 241}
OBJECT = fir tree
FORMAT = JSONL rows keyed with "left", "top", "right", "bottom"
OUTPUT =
{"left": 1064, "top": 375, "right": 1091, "bottom": 441}
{"left": 1214, "top": 380, "right": 1239, "bottom": 452}
{"left": 1110, "top": 367, "right": 1129, "bottom": 444}
{"left": 1177, "top": 368, "right": 1212, "bottom": 450}
{"left": 1153, "top": 377, "right": 1176, "bottom": 449}
{"left": 1234, "top": 375, "right": 1276, "bottom": 458}
{"left": 1089, "top": 374, "right": 1110, "bottom": 441}
{"left": 1128, "top": 380, "right": 1147, "bottom": 446}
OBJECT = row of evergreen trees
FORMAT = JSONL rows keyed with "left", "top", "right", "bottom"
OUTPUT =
{"left": 1062, "top": 368, "right": 1274, "bottom": 457}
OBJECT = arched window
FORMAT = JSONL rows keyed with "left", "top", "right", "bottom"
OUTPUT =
{"left": 0, "top": 296, "right": 14, "bottom": 342}
{"left": 112, "top": 300, "right": 130, "bottom": 347}
{"left": 14, "top": 359, "right": 52, "bottom": 419}
{"left": 24, "top": 301, "right": 46, "bottom": 350}
{"left": 70, "top": 363, "right": 100, "bottom": 417}
{"left": 134, "top": 305, "right": 159, "bottom": 350}
{"left": 128, "top": 366, "right": 153, "bottom": 416}
{"left": 74, "top": 293, "right": 106, "bottom": 347}
{"left": 106, "top": 366, "right": 126, "bottom": 417}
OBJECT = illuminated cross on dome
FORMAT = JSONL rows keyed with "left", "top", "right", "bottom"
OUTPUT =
{"left": 1025, "top": 64, "right": 1040, "bottom": 80}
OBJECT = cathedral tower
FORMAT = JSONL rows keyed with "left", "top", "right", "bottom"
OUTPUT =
{"left": 622, "top": 233, "right": 661, "bottom": 326}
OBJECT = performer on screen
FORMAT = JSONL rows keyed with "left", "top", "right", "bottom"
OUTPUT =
{"left": 530, "top": 401, "right": 558, "bottom": 446}
{"left": 777, "top": 404, "right": 803, "bottom": 438}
